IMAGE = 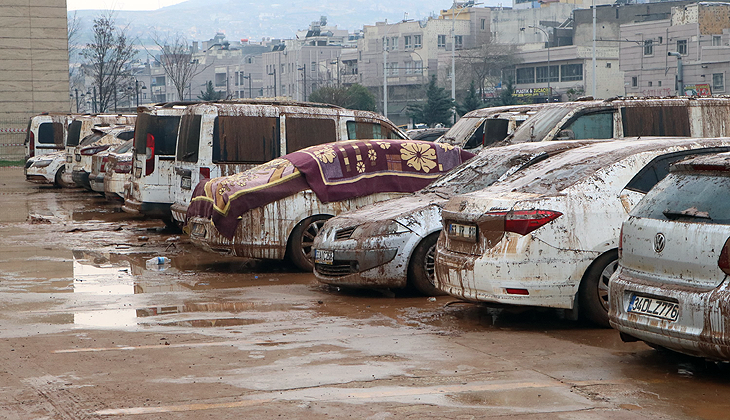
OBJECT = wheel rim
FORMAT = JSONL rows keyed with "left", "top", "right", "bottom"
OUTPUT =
{"left": 423, "top": 242, "right": 437, "bottom": 285}
{"left": 300, "top": 219, "right": 327, "bottom": 261}
{"left": 598, "top": 259, "right": 618, "bottom": 311}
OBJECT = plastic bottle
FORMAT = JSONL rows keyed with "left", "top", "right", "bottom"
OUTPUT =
{"left": 146, "top": 256, "right": 171, "bottom": 269}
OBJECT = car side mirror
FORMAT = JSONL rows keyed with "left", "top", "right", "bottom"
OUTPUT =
{"left": 556, "top": 129, "right": 576, "bottom": 140}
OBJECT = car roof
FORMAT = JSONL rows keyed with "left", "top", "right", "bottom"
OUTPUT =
{"left": 671, "top": 151, "right": 730, "bottom": 173}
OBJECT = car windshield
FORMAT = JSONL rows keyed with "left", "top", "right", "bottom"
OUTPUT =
{"left": 440, "top": 117, "right": 484, "bottom": 145}
{"left": 78, "top": 133, "right": 104, "bottom": 146}
{"left": 113, "top": 140, "right": 133, "bottom": 154}
{"left": 509, "top": 107, "right": 573, "bottom": 143}
{"left": 631, "top": 172, "right": 730, "bottom": 224}
{"left": 422, "top": 148, "right": 550, "bottom": 197}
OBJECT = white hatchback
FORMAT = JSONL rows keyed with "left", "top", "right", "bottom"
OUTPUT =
{"left": 609, "top": 153, "right": 730, "bottom": 360}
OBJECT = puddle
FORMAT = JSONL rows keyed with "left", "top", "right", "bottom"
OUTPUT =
{"left": 153, "top": 318, "right": 264, "bottom": 328}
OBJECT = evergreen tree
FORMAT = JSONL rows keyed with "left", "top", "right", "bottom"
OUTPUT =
{"left": 499, "top": 78, "right": 516, "bottom": 106}
{"left": 457, "top": 80, "right": 482, "bottom": 116}
{"left": 308, "top": 84, "right": 377, "bottom": 111}
{"left": 197, "top": 81, "right": 224, "bottom": 101}
{"left": 407, "top": 75, "right": 454, "bottom": 127}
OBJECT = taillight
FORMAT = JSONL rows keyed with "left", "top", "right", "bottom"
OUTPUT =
{"left": 101, "top": 156, "right": 109, "bottom": 172}
{"left": 145, "top": 133, "right": 155, "bottom": 176}
{"left": 29, "top": 131, "right": 35, "bottom": 158}
{"left": 115, "top": 160, "right": 132, "bottom": 173}
{"left": 718, "top": 237, "right": 730, "bottom": 275}
{"left": 504, "top": 210, "right": 562, "bottom": 235}
{"left": 199, "top": 167, "right": 210, "bottom": 179}
{"left": 81, "top": 145, "right": 110, "bottom": 155}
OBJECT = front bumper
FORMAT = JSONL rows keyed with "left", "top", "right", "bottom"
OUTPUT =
{"left": 609, "top": 267, "right": 730, "bottom": 360}
{"left": 314, "top": 248, "right": 400, "bottom": 288}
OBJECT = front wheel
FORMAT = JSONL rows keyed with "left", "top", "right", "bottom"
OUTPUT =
{"left": 578, "top": 249, "right": 618, "bottom": 327}
{"left": 407, "top": 232, "right": 446, "bottom": 296}
{"left": 287, "top": 215, "right": 332, "bottom": 271}
{"left": 55, "top": 167, "right": 74, "bottom": 188}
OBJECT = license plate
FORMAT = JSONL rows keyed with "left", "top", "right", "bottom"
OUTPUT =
{"left": 181, "top": 176, "right": 192, "bottom": 190}
{"left": 314, "top": 249, "right": 333, "bottom": 265}
{"left": 628, "top": 294, "right": 679, "bottom": 321}
{"left": 448, "top": 223, "right": 478, "bottom": 242}
{"left": 134, "top": 167, "right": 142, "bottom": 178}
{"left": 66, "top": 155, "right": 72, "bottom": 163}
{"left": 190, "top": 222, "right": 206, "bottom": 237}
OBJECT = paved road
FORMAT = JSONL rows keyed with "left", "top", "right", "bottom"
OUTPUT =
{"left": 0, "top": 167, "right": 727, "bottom": 419}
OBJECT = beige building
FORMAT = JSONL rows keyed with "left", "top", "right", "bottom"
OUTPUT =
{"left": 0, "top": 0, "right": 69, "bottom": 119}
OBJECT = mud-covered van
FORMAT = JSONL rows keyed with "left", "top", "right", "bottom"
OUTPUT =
{"left": 168, "top": 100, "right": 406, "bottom": 226}
{"left": 24, "top": 113, "right": 78, "bottom": 160}
{"left": 507, "top": 97, "right": 730, "bottom": 144}
{"left": 122, "top": 103, "right": 192, "bottom": 221}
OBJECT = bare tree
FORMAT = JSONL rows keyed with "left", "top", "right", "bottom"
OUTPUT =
{"left": 148, "top": 32, "right": 211, "bottom": 101}
{"left": 456, "top": 34, "right": 521, "bottom": 99}
{"left": 82, "top": 12, "right": 136, "bottom": 112}
{"left": 68, "top": 12, "right": 84, "bottom": 92}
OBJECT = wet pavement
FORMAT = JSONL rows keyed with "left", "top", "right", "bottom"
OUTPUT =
{"left": 1, "top": 166, "right": 729, "bottom": 419}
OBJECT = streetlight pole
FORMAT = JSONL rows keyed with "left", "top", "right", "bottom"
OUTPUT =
{"left": 74, "top": 89, "right": 80, "bottom": 113}
{"left": 268, "top": 68, "right": 277, "bottom": 97}
{"left": 298, "top": 64, "right": 307, "bottom": 101}
{"left": 243, "top": 74, "right": 252, "bottom": 98}
{"left": 451, "top": 1, "right": 479, "bottom": 122}
{"left": 592, "top": 0, "right": 597, "bottom": 98}
{"left": 529, "top": 25, "right": 551, "bottom": 103}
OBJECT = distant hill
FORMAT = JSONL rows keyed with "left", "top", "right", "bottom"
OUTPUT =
{"left": 69, "top": 0, "right": 485, "bottom": 45}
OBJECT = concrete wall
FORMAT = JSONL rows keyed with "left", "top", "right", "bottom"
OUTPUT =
{"left": 0, "top": 0, "right": 69, "bottom": 119}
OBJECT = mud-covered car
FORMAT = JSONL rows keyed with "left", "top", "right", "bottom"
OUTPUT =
{"left": 103, "top": 145, "right": 134, "bottom": 201}
{"left": 609, "top": 153, "right": 730, "bottom": 360}
{"left": 435, "top": 138, "right": 730, "bottom": 326}
{"left": 312, "top": 140, "right": 598, "bottom": 295}
{"left": 186, "top": 139, "right": 474, "bottom": 271}
{"left": 24, "top": 150, "right": 68, "bottom": 186}
{"left": 89, "top": 140, "right": 133, "bottom": 194}
{"left": 436, "top": 104, "right": 545, "bottom": 150}
{"left": 71, "top": 126, "right": 135, "bottom": 190}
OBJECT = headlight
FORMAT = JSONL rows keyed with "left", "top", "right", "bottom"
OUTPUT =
{"left": 32, "top": 159, "right": 53, "bottom": 168}
{"left": 351, "top": 220, "right": 411, "bottom": 239}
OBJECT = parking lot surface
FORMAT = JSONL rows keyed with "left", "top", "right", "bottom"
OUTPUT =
{"left": 0, "top": 166, "right": 728, "bottom": 419}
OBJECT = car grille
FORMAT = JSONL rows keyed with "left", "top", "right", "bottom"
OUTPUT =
{"left": 315, "top": 262, "right": 357, "bottom": 277}
{"left": 335, "top": 226, "right": 357, "bottom": 240}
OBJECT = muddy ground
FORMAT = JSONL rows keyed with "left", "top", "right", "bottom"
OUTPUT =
{"left": 1, "top": 166, "right": 729, "bottom": 419}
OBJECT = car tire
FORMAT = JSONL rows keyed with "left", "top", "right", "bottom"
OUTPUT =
{"left": 55, "top": 167, "right": 73, "bottom": 188}
{"left": 578, "top": 249, "right": 618, "bottom": 328}
{"left": 407, "top": 232, "right": 447, "bottom": 296}
{"left": 287, "top": 214, "right": 332, "bottom": 272}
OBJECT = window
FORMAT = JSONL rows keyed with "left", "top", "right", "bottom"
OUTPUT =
{"left": 346, "top": 121, "right": 400, "bottom": 140}
{"left": 648, "top": 81, "right": 653, "bottom": 87}
{"left": 658, "top": 81, "right": 662, "bottom": 86}
{"left": 643, "top": 39, "right": 653, "bottom": 56}
{"left": 38, "top": 122, "right": 62, "bottom": 145}
{"left": 713, "top": 35, "right": 723, "bottom": 46}
{"left": 286, "top": 117, "right": 337, "bottom": 152}
{"left": 389, "top": 62, "right": 399, "bottom": 76}
{"left": 516, "top": 67, "right": 535, "bottom": 84}
{"left": 414, "top": 61, "right": 423, "bottom": 74}
{"left": 454, "top": 35, "right": 463, "bottom": 49}
{"left": 563, "top": 111, "right": 614, "bottom": 140}
{"left": 176, "top": 114, "right": 202, "bottom": 163}
{"left": 677, "top": 39, "right": 687, "bottom": 55}
{"left": 311, "top": 62, "right": 316, "bottom": 73}
{"left": 713, "top": 73, "right": 725, "bottom": 91}
{"left": 134, "top": 114, "right": 181, "bottom": 157}
{"left": 66, "top": 121, "right": 82, "bottom": 147}
{"left": 438, "top": 34, "right": 447, "bottom": 48}
{"left": 631, "top": 76, "right": 638, "bottom": 87}
{"left": 404, "top": 35, "right": 412, "bottom": 49}
{"left": 234, "top": 71, "right": 239, "bottom": 86}
{"left": 535, "top": 65, "right": 559, "bottom": 83}
{"left": 215, "top": 73, "right": 226, "bottom": 87}
{"left": 414, "top": 35, "right": 422, "bottom": 48}
{"left": 391, "top": 36, "right": 398, "bottom": 50}
{"left": 405, "top": 62, "right": 412, "bottom": 75}
{"left": 560, "top": 64, "right": 583, "bottom": 81}
{"left": 213, "top": 116, "right": 279, "bottom": 163}
{"left": 606, "top": 62, "right": 611, "bottom": 68}
{"left": 153, "top": 76, "right": 165, "bottom": 86}
{"left": 621, "top": 106, "right": 690, "bottom": 137}
{"left": 481, "top": 18, "right": 486, "bottom": 30}
{"left": 280, "top": 64, "right": 285, "bottom": 74}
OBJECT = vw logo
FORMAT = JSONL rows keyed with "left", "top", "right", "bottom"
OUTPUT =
{"left": 654, "top": 232, "right": 666, "bottom": 253}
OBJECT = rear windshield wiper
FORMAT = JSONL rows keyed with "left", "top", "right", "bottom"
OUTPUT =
{"left": 662, "top": 206, "right": 711, "bottom": 220}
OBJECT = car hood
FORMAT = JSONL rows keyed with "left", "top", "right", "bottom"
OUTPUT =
{"left": 324, "top": 192, "right": 448, "bottom": 228}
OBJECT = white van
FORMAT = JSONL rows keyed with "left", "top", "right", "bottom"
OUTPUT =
{"left": 167, "top": 100, "right": 406, "bottom": 226}
{"left": 24, "top": 113, "right": 78, "bottom": 160}
{"left": 122, "top": 103, "right": 192, "bottom": 222}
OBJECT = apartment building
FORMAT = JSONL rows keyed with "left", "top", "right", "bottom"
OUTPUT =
{"left": 620, "top": 2, "right": 730, "bottom": 97}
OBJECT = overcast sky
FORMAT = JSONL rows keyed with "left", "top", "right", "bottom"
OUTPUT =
{"left": 67, "top": 0, "right": 188, "bottom": 11}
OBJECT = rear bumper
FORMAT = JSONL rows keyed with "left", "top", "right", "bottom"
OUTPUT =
{"left": 89, "top": 173, "right": 105, "bottom": 192}
{"left": 170, "top": 202, "right": 189, "bottom": 225}
{"left": 122, "top": 197, "right": 171, "bottom": 219}
{"left": 72, "top": 170, "right": 91, "bottom": 190}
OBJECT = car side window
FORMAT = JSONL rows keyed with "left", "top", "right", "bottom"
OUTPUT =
{"left": 625, "top": 146, "right": 730, "bottom": 193}
{"left": 621, "top": 106, "right": 690, "bottom": 137}
{"left": 561, "top": 111, "right": 613, "bottom": 140}
{"left": 38, "top": 122, "right": 61, "bottom": 145}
